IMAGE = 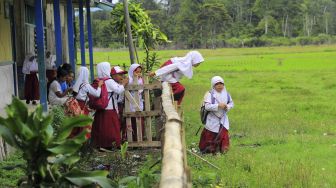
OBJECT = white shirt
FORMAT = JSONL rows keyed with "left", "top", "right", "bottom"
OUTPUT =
{"left": 155, "top": 63, "right": 183, "bottom": 83}
{"left": 22, "top": 60, "right": 38, "bottom": 74}
{"left": 45, "top": 55, "right": 56, "bottom": 70}
{"left": 75, "top": 83, "right": 102, "bottom": 102}
{"left": 49, "top": 80, "right": 68, "bottom": 105}
{"left": 204, "top": 91, "right": 234, "bottom": 132}
{"left": 105, "top": 79, "right": 125, "bottom": 111}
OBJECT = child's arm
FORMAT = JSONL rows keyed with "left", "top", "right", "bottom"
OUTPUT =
{"left": 204, "top": 93, "right": 219, "bottom": 111}
{"left": 226, "top": 93, "right": 234, "bottom": 111}
{"left": 106, "top": 79, "right": 125, "bottom": 95}
{"left": 154, "top": 63, "right": 179, "bottom": 77}
{"left": 55, "top": 88, "right": 72, "bottom": 98}
{"left": 86, "top": 84, "right": 102, "bottom": 97}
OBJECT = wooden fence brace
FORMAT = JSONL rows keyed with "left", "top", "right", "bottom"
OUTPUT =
{"left": 123, "top": 75, "right": 163, "bottom": 148}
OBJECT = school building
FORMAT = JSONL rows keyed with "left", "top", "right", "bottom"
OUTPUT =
{"left": 0, "top": 0, "right": 113, "bottom": 116}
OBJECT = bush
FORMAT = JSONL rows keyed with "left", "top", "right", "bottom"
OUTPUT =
{"left": 0, "top": 97, "right": 113, "bottom": 187}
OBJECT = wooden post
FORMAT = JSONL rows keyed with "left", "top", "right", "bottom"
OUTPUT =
{"left": 133, "top": 76, "right": 143, "bottom": 142}
{"left": 144, "top": 76, "right": 152, "bottom": 141}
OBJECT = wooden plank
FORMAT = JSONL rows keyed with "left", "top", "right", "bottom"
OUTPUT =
{"left": 124, "top": 91, "right": 141, "bottom": 111}
{"left": 123, "top": 110, "right": 161, "bottom": 118}
{"left": 124, "top": 96, "right": 133, "bottom": 142}
{"left": 143, "top": 76, "right": 152, "bottom": 142}
{"left": 128, "top": 141, "right": 161, "bottom": 148}
{"left": 125, "top": 83, "right": 162, "bottom": 91}
{"left": 132, "top": 76, "right": 143, "bottom": 142}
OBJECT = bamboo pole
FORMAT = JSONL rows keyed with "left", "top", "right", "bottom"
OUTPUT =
{"left": 160, "top": 82, "right": 186, "bottom": 188}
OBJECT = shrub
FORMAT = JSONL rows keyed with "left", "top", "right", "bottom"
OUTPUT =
{"left": 0, "top": 97, "right": 113, "bottom": 187}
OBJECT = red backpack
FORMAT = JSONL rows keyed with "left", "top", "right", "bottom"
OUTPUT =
{"left": 87, "top": 78, "right": 112, "bottom": 110}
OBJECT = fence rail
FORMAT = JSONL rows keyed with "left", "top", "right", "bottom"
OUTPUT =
{"left": 160, "top": 82, "right": 191, "bottom": 188}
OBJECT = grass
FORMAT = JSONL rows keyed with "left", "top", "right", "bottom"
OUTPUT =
{"left": 88, "top": 45, "right": 336, "bottom": 187}
{"left": 1, "top": 45, "right": 336, "bottom": 187}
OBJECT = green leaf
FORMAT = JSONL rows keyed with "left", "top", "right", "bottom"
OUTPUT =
{"left": 65, "top": 168, "right": 113, "bottom": 188}
{"left": 118, "top": 176, "right": 137, "bottom": 185}
{"left": 11, "top": 97, "right": 29, "bottom": 122}
{"left": 47, "top": 140, "right": 82, "bottom": 155}
{"left": 0, "top": 126, "right": 18, "bottom": 147}
{"left": 55, "top": 116, "right": 92, "bottom": 141}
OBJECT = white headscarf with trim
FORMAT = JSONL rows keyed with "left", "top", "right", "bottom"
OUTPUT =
{"left": 128, "top": 64, "right": 143, "bottom": 85}
{"left": 171, "top": 51, "right": 204, "bottom": 79}
{"left": 73, "top": 66, "right": 90, "bottom": 93}
{"left": 211, "top": 76, "right": 228, "bottom": 104}
{"left": 97, "top": 62, "right": 111, "bottom": 79}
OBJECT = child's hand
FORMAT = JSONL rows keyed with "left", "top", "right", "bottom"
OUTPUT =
{"left": 98, "top": 80, "right": 104, "bottom": 87}
{"left": 149, "top": 72, "right": 156, "bottom": 77}
{"left": 218, "top": 103, "right": 227, "bottom": 110}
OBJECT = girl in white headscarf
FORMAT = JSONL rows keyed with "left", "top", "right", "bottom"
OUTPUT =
{"left": 22, "top": 53, "right": 39, "bottom": 105}
{"left": 91, "top": 62, "right": 128, "bottom": 150}
{"left": 69, "top": 67, "right": 103, "bottom": 138}
{"left": 125, "top": 64, "right": 145, "bottom": 141}
{"left": 199, "top": 76, "right": 234, "bottom": 154}
{"left": 150, "top": 51, "right": 204, "bottom": 105}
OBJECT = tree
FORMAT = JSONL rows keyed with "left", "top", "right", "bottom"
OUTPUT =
{"left": 110, "top": 1, "right": 169, "bottom": 71}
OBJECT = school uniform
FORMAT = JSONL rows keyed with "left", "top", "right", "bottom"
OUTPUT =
{"left": 199, "top": 76, "right": 234, "bottom": 153}
{"left": 48, "top": 80, "right": 68, "bottom": 105}
{"left": 155, "top": 51, "right": 204, "bottom": 105}
{"left": 45, "top": 55, "right": 56, "bottom": 83}
{"left": 126, "top": 64, "right": 145, "bottom": 141}
{"left": 22, "top": 54, "right": 40, "bottom": 102}
{"left": 70, "top": 67, "right": 101, "bottom": 138}
{"left": 91, "top": 63, "right": 125, "bottom": 148}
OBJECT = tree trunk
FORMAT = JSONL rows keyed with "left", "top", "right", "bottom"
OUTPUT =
{"left": 265, "top": 17, "right": 268, "bottom": 35}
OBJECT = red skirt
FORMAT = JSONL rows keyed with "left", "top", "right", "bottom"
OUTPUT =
{"left": 24, "top": 73, "right": 40, "bottom": 101}
{"left": 161, "top": 60, "right": 185, "bottom": 105}
{"left": 46, "top": 70, "right": 56, "bottom": 83}
{"left": 92, "top": 109, "right": 121, "bottom": 148}
{"left": 199, "top": 128, "right": 230, "bottom": 153}
{"left": 69, "top": 100, "right": 91, "bottom": 139}
{"left": 170, "top": 82, "right": 185, "bottom": 105}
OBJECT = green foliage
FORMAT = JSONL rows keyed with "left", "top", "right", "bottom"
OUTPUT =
{"left": 90, "top": 0, "right": 336, "bottom": 49}
{"left": 120, "top": 142, "right": 128, "bottom": 161}
{"left": 0, "top": 97, "right": 113, "bottom": 187}
{"left": 50, "top": 105, "right": 65, "bottom": 132}
{"left": 143, "top": 51, "right": 160, "bottom": 72}
{"left": 118, "top": 156, "right": 160, "bottom": 188}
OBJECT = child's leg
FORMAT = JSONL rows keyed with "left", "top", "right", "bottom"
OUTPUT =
{"left": 220, "top": 128, "right": 230, "bottom": 153}
{"left": 199, "top": 128, "right": 217, "bottom": 153}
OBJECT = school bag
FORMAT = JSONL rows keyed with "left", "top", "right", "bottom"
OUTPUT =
{"left": 200, "top": 91, "right": 215, "bottom": 125}
{"left": 87, "top": 78, "right": 112, "bottom": 110}
{"left": 200, "top": 91, "right": 231, "bottom": 124}
{"left": 64, "top": 97, "right": 83, "bottom": 117}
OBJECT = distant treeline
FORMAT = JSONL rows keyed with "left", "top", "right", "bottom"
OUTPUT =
{"left": 84, "top": 0, "right": 336, "bottom": 49}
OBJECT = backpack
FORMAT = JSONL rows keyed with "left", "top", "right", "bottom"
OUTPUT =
{"left": 200, "top": 91, "right": 215, "bottom": 125}
{"left": 64, "top": 97, "right": 83, "bottom": 117}
{"left": 87, "top": 78, "right": 112, "bottom": 110}
{"left": 200, "top": 91, "right": 231, "bottom": 124}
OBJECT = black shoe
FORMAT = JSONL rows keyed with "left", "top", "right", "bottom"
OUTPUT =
{"left": 32, "top": 101, "right": 37, "bottom": 105}
{"left": 26, "top": 100, "right": 30, "bottom": 104}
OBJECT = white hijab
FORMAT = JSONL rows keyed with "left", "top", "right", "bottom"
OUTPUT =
{"left": 73, "top": 66, "right": 90, "bottom": 93}
{"left": 171, "top": 51, "right": 204, "bottom": 79}
{"left": 22, "top": 53, "right": 37, "bottom": 74}
{"left": 97, "top": 62, "right": 111, "bottom": 79}
{"left": 211, "top": 76, "right": 228, "bottom": 104}
{"left": 128, "top": 64, "right": 143, "bottom": 85}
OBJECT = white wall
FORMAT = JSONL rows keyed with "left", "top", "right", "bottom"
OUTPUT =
{"left": 0, "top": 64, "right": 15, "bottom": 117}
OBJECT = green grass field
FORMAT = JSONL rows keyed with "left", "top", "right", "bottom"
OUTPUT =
{"left": 89, "top": 45, "right": 336, "bottom": 187}
{"left": 1, "top": 45, "right": 336, "bottom": 187}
